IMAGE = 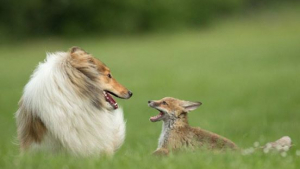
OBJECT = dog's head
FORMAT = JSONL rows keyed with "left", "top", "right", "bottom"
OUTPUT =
{"left": 68, "top": 46, "right": 132, "bottom": 110}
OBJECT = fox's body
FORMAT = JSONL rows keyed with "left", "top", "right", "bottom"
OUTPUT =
{"left": 148, "top": 97, "right": 237, "bottom": 155}
{"left": 158, "top": 123, "right": 237, "bottom": 151}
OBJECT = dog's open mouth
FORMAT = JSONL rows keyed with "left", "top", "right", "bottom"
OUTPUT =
{"left": 150, "top": 110, "right": 165, "bottom": 122}
{"left": 103, "top": 91, "right": 118, "bottom": 109}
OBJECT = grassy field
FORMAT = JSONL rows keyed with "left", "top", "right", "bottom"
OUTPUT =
{"left": 0, "top": 3, "right": 300, "bottom": 169}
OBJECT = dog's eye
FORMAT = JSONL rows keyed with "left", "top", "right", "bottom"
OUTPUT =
{"left": 107, "top": 74, "right": 112, "bottom": 78}
{"left": 162, "top": 101, "right": 167, "bottom": 105}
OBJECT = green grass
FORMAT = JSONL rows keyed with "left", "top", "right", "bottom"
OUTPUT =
{"left": 1, "top": 4, "right": 300, "bottom": 169}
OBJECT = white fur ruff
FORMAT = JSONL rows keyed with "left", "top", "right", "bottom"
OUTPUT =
{"left": 17, "top": 52, "right": 126, "bottom": 156}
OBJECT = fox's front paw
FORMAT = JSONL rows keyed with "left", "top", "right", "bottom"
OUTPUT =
{"left": 153, "top": 148, "right": 169, "bottom": 156}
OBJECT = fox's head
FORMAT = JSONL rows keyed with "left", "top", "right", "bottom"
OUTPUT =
{"left": 148, "top": 97, "right": 202, "bottom": 122}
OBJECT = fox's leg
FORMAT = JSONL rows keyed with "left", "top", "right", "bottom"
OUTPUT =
{"left": 153, "top": 148, "right": 169, "bottom": 156}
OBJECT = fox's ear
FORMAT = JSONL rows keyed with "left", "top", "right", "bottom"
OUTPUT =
{"left": 181, "top": 101, "right": 202, "bottom": 112}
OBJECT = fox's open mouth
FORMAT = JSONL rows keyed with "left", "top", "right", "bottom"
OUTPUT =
{"left": 103, "top": 91, "right": 118, "bottom": 109}
{"left": 150, "top": 110, "right": 165, "bottom": 122}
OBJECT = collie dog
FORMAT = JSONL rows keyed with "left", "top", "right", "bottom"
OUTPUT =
{"left": 16, "top": 47, "right": 132, "bottom": 156}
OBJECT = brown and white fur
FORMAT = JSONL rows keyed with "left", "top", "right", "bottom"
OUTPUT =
{"left": 148, "top": 97, "right": 237, "bottom": 155}
{"left": 16, "top": 47, "right": 132, "bottom": 156}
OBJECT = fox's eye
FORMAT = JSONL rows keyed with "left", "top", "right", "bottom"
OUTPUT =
{"left": 162, "top": 101, "right": 167, "bottom": 105}
{"left": 107, "top": 74, "right": 112, "bottom": 78}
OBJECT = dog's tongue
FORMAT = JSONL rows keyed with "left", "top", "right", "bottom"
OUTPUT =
{"left": 104, "top": 91, "right": 118, "bottom": 109}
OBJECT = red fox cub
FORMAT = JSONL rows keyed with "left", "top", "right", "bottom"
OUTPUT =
{"left": 148, "top": 97, "right": 237, "bottom": 155}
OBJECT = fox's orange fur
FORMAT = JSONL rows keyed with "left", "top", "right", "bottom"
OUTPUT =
{"left": 148, "top": 97, "right": 237, "bottom": 155}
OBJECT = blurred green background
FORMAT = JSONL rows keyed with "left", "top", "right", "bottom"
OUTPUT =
{"left": 0, "top": 0, "right": 297, "bottom": 38}
{"left": 0, "top": 0, "right": 300, "bottom": 168}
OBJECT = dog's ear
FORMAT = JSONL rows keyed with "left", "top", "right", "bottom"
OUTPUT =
{"left": 69, "top": 46, "right": 88, "bottom": 54}
{"left": 181, "top": 101, "right": 202, "bottom": 112}
{"left": 69, "top": 46, "right": 89, "bottom": 55}
{"left": 69, "top": 47, "right": 98, "bottom": 80}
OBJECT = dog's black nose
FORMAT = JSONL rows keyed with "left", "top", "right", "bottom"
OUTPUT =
{"left": 148, "top": 100, "right": 152, "bottom": 104}
{"left": 128, "top": 91, "right": 133, "bottom": 97}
